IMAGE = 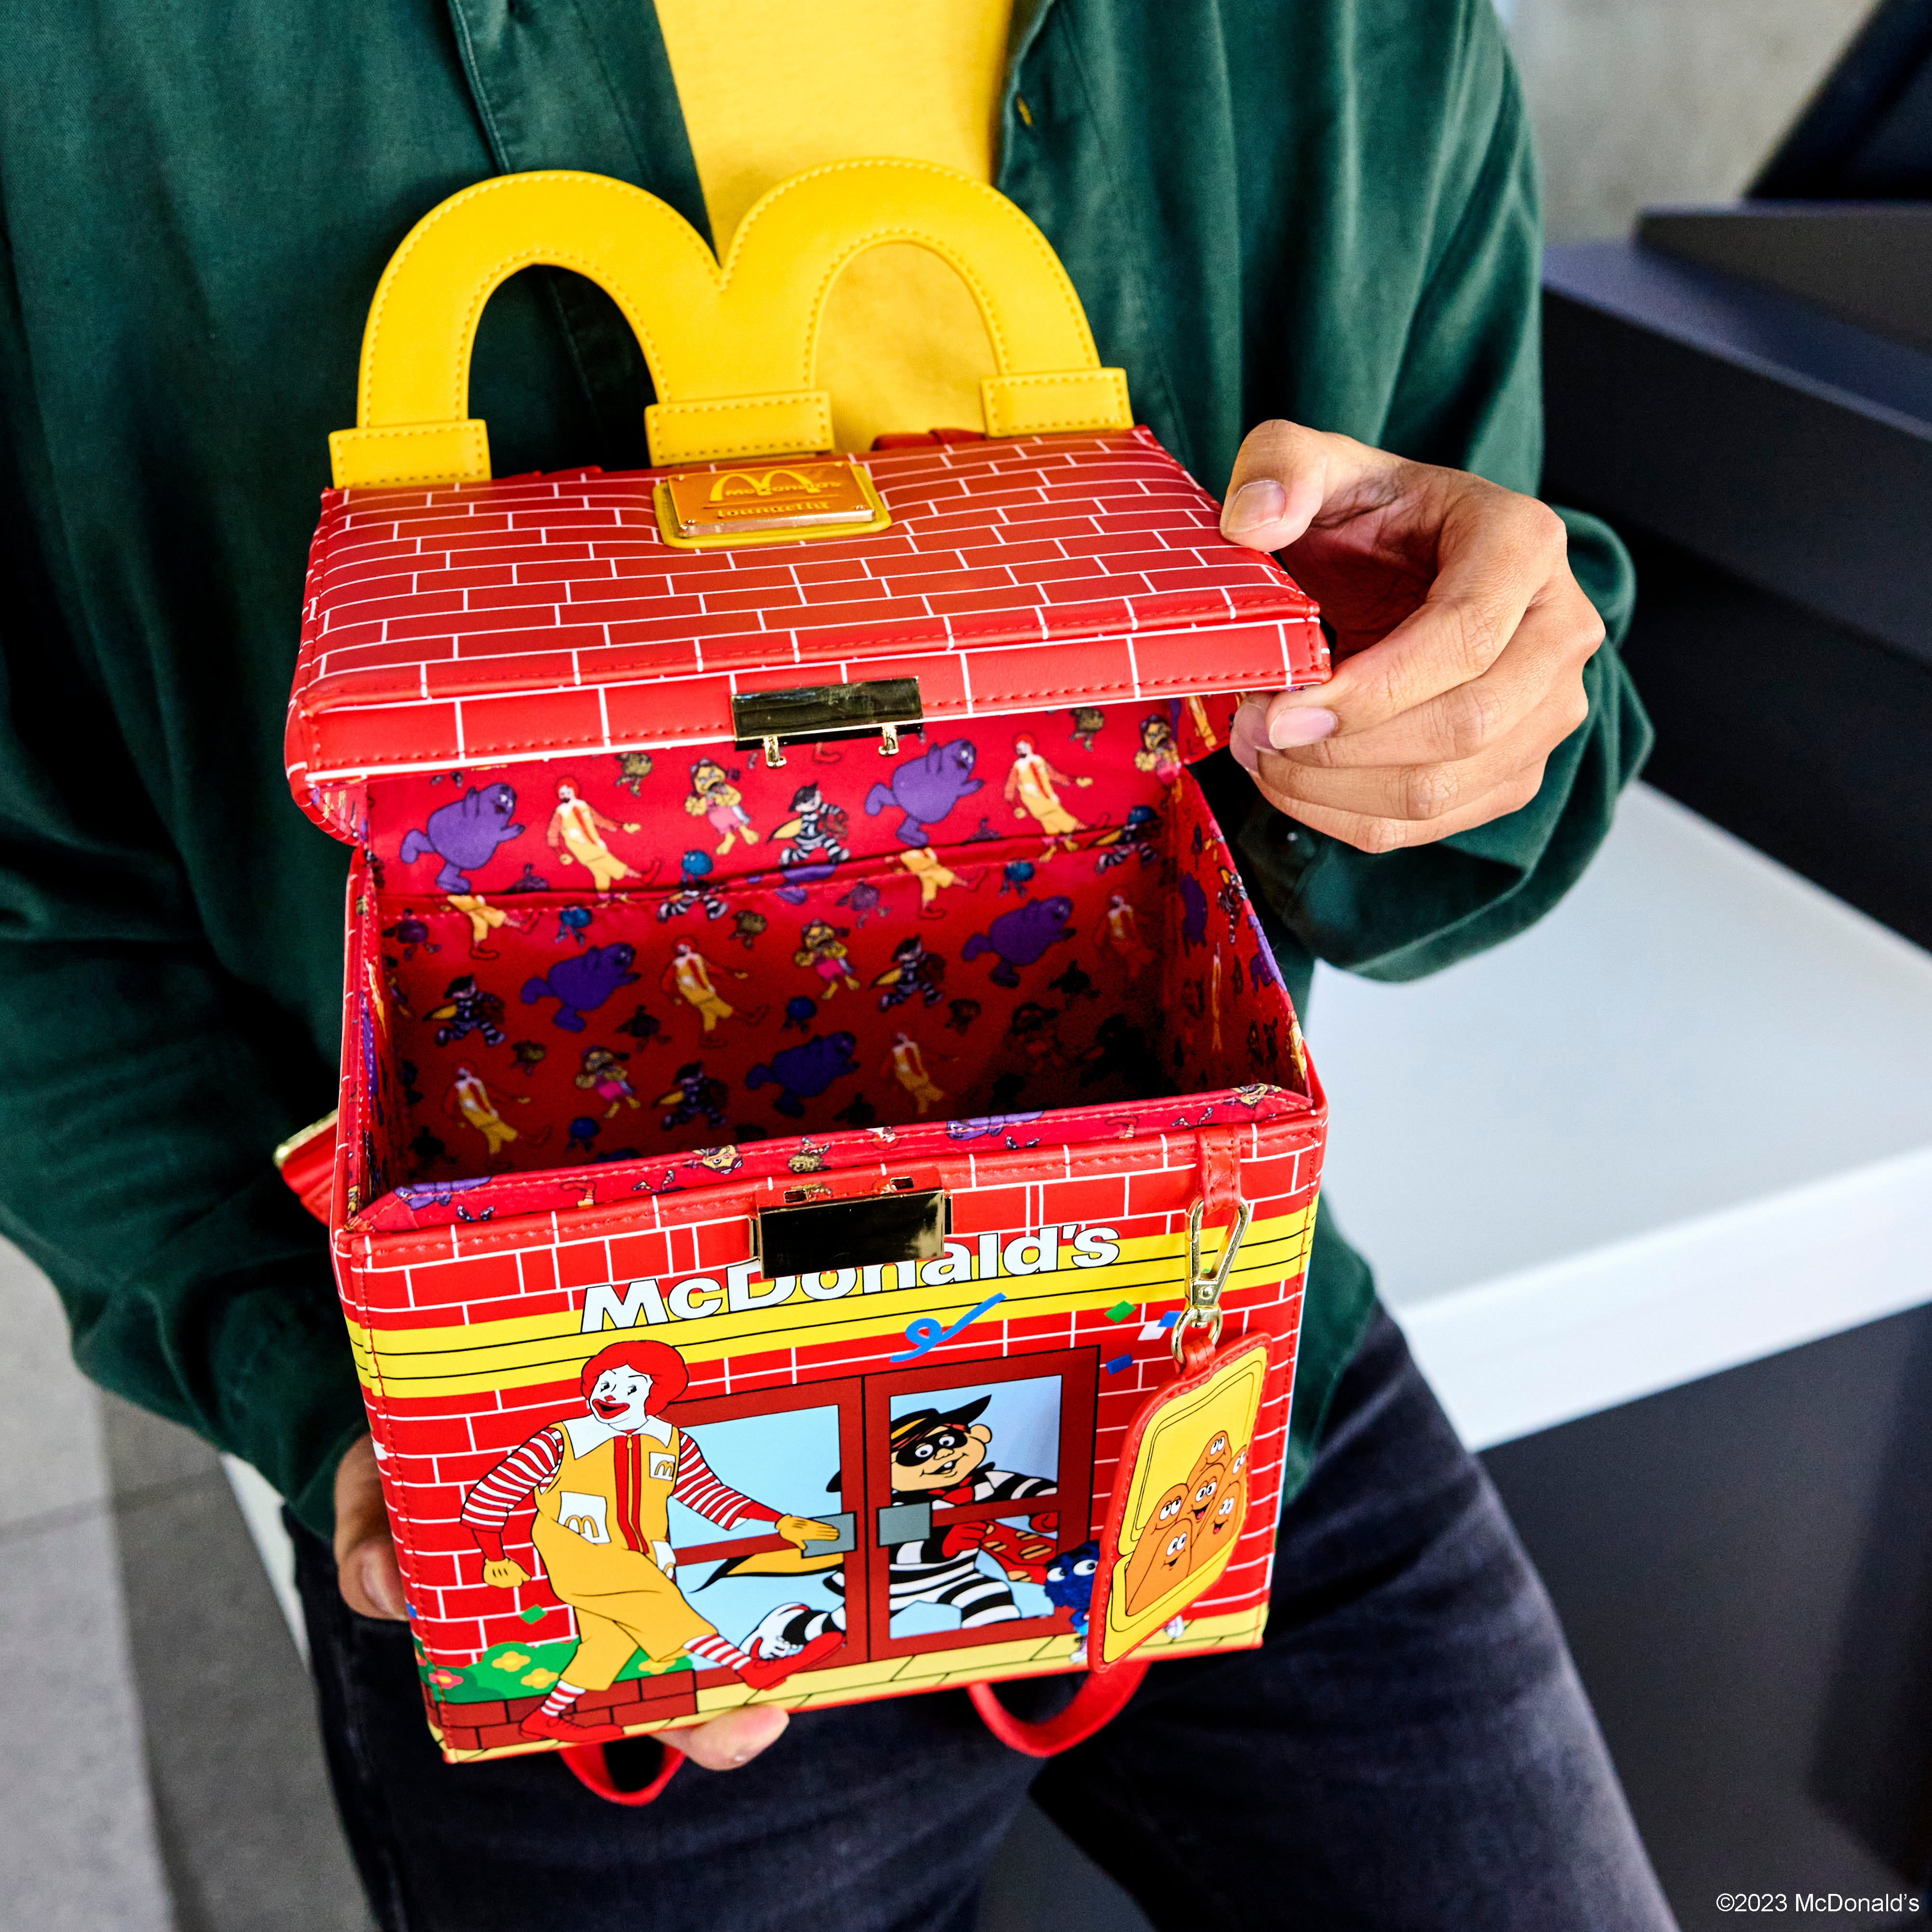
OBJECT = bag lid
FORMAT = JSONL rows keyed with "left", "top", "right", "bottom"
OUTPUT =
{"left": 285, "top": 167, "right": 1325, "bottom": 827}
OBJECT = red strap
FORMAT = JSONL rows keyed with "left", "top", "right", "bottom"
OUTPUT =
{"left": 968, "top": 1661, "right": 1149, "bottom": 1758}
{"left": 559, "top": 1739, "right": 683, "bottom": 1806}
{"left": 274, "top": 1113, "right": 337, "bottom": 1225}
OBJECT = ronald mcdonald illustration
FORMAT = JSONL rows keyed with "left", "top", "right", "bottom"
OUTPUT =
{"left": 446, "top": 1065, "right": 526, "bottom": 1158}
{"left": 660, "top": 938, "right": 749, "bottom": 1032}
{"left": 461, "top": 1338, "right": 844, "bottom": 1744}
{"left": 547, "top": 778, "right": 643, "bottom": 897}
{"left": 1005, "top": 735, "right": 1092, "bottom": 856}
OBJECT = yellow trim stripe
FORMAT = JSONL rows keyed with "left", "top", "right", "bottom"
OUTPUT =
{"left": 349, "top": 1208, "right": 1314, "bottom": 1399}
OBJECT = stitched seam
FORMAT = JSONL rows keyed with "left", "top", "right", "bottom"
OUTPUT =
{"left": 355, "top": 1113, "right": 1322, "bottom": 1263}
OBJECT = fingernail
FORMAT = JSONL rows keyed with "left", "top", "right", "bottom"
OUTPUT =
{"left": 1223, "top": 479, "right": 1286, "bottom": 534}
{"left": 360, "top": 1549, "right": 404, "bottom": 1619}
{"left": 1268, "top": 707, "right": 1338, "bottom": 748}
{"left": 1230, "top": 701, "right": 1269, "bottom": 752}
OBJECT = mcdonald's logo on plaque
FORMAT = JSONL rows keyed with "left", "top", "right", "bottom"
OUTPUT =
{"left": 657, "top": 457, "right": 889, "bottom": 548}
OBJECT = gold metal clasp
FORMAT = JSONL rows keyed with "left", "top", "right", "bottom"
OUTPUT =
{"left": 1171, "top": 1197, "right": 1253, "bottom": 1367}
{"left": 753, "top": 1184, "right": 946, "bottom": 1278}
{"left": 733, "top": 677, "right": 923, "bottom": 759}
{"left": 655, "top": 457, "right": 890, "bottom": 550}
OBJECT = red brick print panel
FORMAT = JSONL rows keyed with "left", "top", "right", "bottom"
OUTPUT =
{"left": 288, "top": 429, "right": 1324, "bottom": 795}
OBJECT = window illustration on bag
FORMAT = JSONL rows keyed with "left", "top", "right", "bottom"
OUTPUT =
{"left": 459, "top": 1339, "right": 847, "bottom": 1744}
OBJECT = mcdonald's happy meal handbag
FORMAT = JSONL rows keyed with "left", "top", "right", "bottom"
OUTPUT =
{"left": 277, "top": 161, "right": 1332, "bottom": 1789}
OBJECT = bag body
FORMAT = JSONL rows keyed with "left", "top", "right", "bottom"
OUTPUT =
{"left": 287, "top": 167, "right": 1330, "bottom": 1765}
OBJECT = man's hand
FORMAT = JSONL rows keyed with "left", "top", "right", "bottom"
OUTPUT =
{"left": 776, "top": 1513, "right": 839, "bottom": 1549}
{"left": 332, "top": 1436, "right": 789, "bottom": 1771}
{"left": 482, "top": 1557, "right": 531, "bottom": 1590}
{"left": 1220, "top": 421, "right": 1604, "bottom": 854}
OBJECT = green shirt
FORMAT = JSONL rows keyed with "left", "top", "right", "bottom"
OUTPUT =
{"left": 0, "top": 0, "right": 1647, "bottom": 1539}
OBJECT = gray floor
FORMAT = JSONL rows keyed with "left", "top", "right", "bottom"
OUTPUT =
{"left": 0, "top": 1237, "right": 1145, "bottom": 1932}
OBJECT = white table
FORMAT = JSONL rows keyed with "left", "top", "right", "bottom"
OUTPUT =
{"left": 1307, "top": 783, "right": 1932, "bottom": 1449}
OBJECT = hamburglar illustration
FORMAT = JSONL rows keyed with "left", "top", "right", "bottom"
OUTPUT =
{"left": 547, "top": 777, "right": 644, "bottom": 898}
{"left": 872, "top": 933, "right": 946, "bottom": 1010}
{"left": 660, "top": 939, "right": 749, "bottom": 1033}
{"left": 427, "top": 972, "right": 506, "bottom": 1047}
{"left": 771, "top": 780, "right": 850, "bottom": 889}
{"left": 462, "top": 1338, "right": 843, "bottom": 1744}
{"left": 747, "top": 1395, "right": 1055, "bottom": 1660}
{"left": 1004, "top": 733, "right": 1092, "bottom": 856}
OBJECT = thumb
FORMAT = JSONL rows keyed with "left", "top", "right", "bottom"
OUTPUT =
{"left": 1219, "top": 419, "right": 1388, "bottom": 555}
{"left": 334, "top": 1433, "right": 407, "bottom": 1621}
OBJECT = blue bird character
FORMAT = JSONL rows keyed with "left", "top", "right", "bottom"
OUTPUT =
{"left": 657, "top": 849, "right": 727, "bottom": 923}
{"left": 1044, "top": 1541, "right": 1100, "bottom": 1653}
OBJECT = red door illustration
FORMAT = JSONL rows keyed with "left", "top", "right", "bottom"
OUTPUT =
{"left": 859, "top": 1347, "right": 1098, "bottom": 1661}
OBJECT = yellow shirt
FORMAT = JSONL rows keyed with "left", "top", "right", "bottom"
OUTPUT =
{"left": 653, "top": 0, "right": 1015, "bottom": 452}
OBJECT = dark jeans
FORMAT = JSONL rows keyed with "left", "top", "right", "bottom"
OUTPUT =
{"left": 294, "top": 1308, "right": 1677, "bottom": 1932}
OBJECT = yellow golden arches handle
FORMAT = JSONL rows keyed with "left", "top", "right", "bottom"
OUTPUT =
{"left": 329, "top": 161, "right": 1134, "bottom": 488}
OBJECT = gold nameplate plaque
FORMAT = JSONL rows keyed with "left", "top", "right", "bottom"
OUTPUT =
{"left": 654, "top": 458, "right": 891, "bottom": 550}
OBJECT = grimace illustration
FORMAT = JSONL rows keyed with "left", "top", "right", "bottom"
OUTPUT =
{"left": 399, "top": 783, "right": 524, "bottom": 894}
{"left": 522, "top": 943, "right": 641, "bottom": 1032}
{"left": 961, "top": 896, "right": 1076, "bottom": 988}
{"left": 745, "top": 1033, "right": 860, "bottom": 1117}
{"left": 836, "top": 880, "right": 882, "bottom": 927}
{"left": 1179, "top": 874, "right": 1208, "bottom": 950}
{"left": 865, "top": 738, "right": 983, "bottom": 847}
{"left": 462, "top": 1338, "right": 843, "bottom": 1744}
